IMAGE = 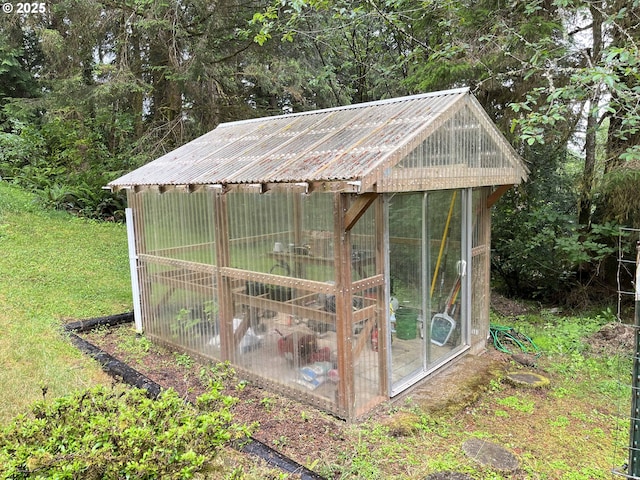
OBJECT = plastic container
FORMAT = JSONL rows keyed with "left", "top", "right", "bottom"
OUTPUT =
{"left": 395, "top": 307, "right": 418, "bottom": 340}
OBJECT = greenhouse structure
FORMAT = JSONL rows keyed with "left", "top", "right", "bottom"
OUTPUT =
{"left": 108, "top": 87, "right": 528, "bottom": 420}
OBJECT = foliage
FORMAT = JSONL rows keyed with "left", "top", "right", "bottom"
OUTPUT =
{"left": 0, "top": 384, "right": 250, "bottom": 479}
{"left": 492, "top": 204, "right": 619, "bottom": 301}
{"left": 0, "top": 107, "right": 129, "bottom": 219}
{"left": 491, "top": 144, "right": 616, "bottom": 300}
{"left": 504, "top": 0, "right": 640, "bottom": 227}
{"left": 597, "top": 159, "right": 640, "bottom": 226}
{"left": 0, "top": 0, "right": 298, "bottom": 219}
{"left": 0, "top": 183, "right": 131, "bottom": 422}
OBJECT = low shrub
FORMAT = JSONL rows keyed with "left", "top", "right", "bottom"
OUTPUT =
{"left": 0, "top": 384, "right": 250, "bottom": 479}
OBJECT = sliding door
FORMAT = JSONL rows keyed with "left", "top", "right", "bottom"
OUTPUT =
{"left": 388, "top": 190, "right": 471, "bottom": 395}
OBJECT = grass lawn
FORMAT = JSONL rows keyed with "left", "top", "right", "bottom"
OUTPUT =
{"left": 0, "top": 183, "right": 132, "bottom": 423}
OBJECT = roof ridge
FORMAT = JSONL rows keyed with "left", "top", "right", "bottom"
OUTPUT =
{"left": 219, "top": 88, "right": 470, "bottom": 128}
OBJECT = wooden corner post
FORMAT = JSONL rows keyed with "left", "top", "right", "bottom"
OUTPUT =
{"left": 213, "top": 191, "right": 236, "bottom": 363}
{"left": 334, "top": 193, "right": 355, "bottom": 419}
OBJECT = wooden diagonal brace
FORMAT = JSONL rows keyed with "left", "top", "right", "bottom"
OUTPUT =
{"left": 344, "top": 193, "right": 378, "bottom": 231}
{"left": 487, "top": 184, "right": 513, "bottom": 208}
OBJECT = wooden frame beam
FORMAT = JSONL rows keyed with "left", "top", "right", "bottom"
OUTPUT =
{"left": 487, "top": 184, "right": 513, "bottom": 208}
{"left": 334, "top": 193, "right": 355, "bottom": 419}
{"left": 213, "top": 192, "right": 236, "bottom": 363}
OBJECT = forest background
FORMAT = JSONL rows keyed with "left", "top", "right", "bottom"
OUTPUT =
{"left": 1, "top": 0, "right": 639, "bottom": 305}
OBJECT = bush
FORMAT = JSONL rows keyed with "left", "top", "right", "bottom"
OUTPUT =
{"left": 0, "top": 384, "right": 250, "bottom": 479}
{"left": 491, "top": 145, "right": 619, "bottom": 303}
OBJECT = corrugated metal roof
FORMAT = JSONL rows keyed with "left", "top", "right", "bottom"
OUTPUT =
{"left": 108, "top": 88, "right": 527, "bottom": 192}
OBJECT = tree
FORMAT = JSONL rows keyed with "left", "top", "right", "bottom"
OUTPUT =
{"left": 0, "top": 0, "right": 284, "bottom": 216}
{"left": 507, "top": 0, "right": 640, "bottom": 228}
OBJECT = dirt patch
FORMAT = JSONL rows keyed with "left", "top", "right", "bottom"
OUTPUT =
{"left": 490, "top": 292, "right": 530, "bottom": 317}
{"left": 586, "top": 322, "right": 636, "bottom": 356}
{"left": 81, "top": 324, "right": 506, "bottom": 473}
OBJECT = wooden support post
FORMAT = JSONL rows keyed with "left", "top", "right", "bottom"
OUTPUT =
{"left": 213, "top": 192, "right": 236, "bottom": 363}
{"left": 334, "top": 193, "right": 355, "bottom": 419}
{"left": 482, "top": 187, "right": 492, "bottom": 341}
{"left": 375, "top": 195, "right": 389, "bottom": 396}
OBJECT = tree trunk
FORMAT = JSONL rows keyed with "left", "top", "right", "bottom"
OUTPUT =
{"left": 577, "top": 1, "right": 603, "bottom": 228}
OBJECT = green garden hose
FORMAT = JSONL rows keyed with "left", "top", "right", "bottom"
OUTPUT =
{"left": 489, "top": 323, "right": 540, "bottom": 356}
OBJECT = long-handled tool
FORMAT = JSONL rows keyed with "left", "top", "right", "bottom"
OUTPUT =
{"left": 430, "top": 263, "right": 462, "bottom": 346}
{"left": 430, "top": 191, "right": 457, "bottom": 298}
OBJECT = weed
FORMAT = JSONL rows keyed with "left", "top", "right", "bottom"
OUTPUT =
{"left": 525, "top": 314, "right": 608, "bottom": 355}
{"left": 496, "top": 395, "right": 535, "bottom": 414}
{"left": 549, "top": 415, "right": 570, "bottom": 428}
{"left": 198, "top": 361, "right": 237, "bottom": 386}
{"left": 561, "top": 467, "right": 609, "bottom": 479}
{"left": 342, "top": 434, "right": 382, "bottom": 479}
{"left": 413, "top": 412, "right": 451, "bottom": 437}
{"left": 174, "top": 352, "right": 194, "bottom": 369}
{"left": 89, "top": 323, "right": 111, "bottom": 340}
{"left": 596, "top": 379, "right": 628, "bottom": 398}
{"left": 260, "top": 396, "right": 274, "bottom": 412}
{"left": 117, "top": 330, "right": 153, "bottom": 362}
{"left": 570, "top": 411, "right": 589, "bottom": 422}
{"left": 424, "top": 450, "right": 467, "bottom": 474}
{"left": 488, "top": 377, "right": 503, "bottom": 392}
{"left": 273, "top": 435, "right": 288, "bottom": 447}
{"left": 551, "top": 386, "right": 570, "bottom": 398}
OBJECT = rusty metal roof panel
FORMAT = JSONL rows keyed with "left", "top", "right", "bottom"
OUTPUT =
{"left": 109, "top": 88, "right": 527, "bottom": 190}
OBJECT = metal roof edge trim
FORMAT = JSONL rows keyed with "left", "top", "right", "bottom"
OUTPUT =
{"left": 217, "top": 87, "right": 471, "bottom": 129}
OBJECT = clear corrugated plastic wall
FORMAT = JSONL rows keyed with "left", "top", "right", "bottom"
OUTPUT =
{"left": 387, "top": 105, "right": 517, "bottom": 190}
{"left": 130, "top": 189, "right": 219, "bottom": 356}
{"left": 129, "top": 188, "right": 384, "bottom": 417}
{"left": 471, "top": 188, "right": 491, "bottom": 352}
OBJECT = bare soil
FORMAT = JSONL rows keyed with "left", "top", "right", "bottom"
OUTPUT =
{"left": 81, "top": 324, "right": 509, "bottom": 475}
{"left": 79, "top": 293, "right": 632, "bottom": 478}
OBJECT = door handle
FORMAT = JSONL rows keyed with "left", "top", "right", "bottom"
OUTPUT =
{"left": 457, "top": 260, "right": 467, "bottom": 277}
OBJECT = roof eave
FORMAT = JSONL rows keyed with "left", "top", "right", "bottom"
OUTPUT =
{"left": 108, "top": 179, "right": 366, "bottom": 195}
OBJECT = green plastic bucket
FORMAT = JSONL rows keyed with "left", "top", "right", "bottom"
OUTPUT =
{"left": 395, "top": 308, "right": 418, "bottom": 340}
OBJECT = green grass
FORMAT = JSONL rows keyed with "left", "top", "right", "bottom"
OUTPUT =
{"left": 0, "top": 183, "right": 132, "bottom": 423}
